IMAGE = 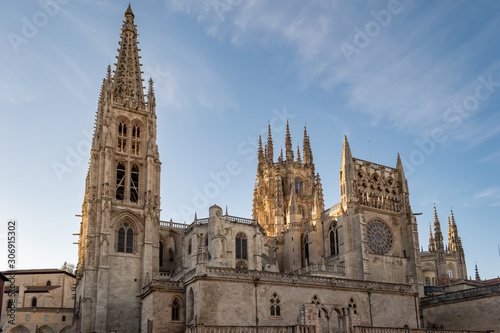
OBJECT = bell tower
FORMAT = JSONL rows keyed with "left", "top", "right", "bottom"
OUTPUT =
{"left": 74, "top": 5, "right": 161, "bottom": 333}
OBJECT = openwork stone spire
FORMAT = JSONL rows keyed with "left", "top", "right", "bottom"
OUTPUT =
{"left": 113, "top": 4, "right": 146, "bottom": 109}
{"left": 448, "top": 210, "right": 461, "bottom": 252}
{"left": 257, "top": 135, "right": 264, "bottom": 174}
{"left": 266, "top": 124, "right": 274, "bottom": 163}
{"left": 428, "top": 225, "right": 436, "bottom": 251}
{"left": 433, "top": 207, "right": 444, "bottom": 251}
{"left": 303, "top": 126, "right": 313, "bottom": 166}
{"left": 285, "top": 121, "right": 294, "bottom": 162}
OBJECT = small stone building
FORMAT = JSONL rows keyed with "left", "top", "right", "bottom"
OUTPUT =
{"left": 1, "top": 269, "right": 75, "bottom": 333}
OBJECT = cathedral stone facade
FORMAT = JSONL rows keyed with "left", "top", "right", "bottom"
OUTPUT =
{"left": 72, "top": 6, "right": 482, "bottom": 333}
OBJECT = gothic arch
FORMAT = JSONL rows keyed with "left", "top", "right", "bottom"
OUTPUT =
{"left": 356, "top": 169, "right": 369, "bottom": 186}
{"left": 329, "top": 221, "right": 339, "bottom": 257}
{"left": 111, "top": 210, "right": 143, "bottom": 232}
{"left": 112, "top": 213, "right": 141, "bottom": 255}
{"left": 447, "top": 263, "right": 456, "bottom": 278}
{"left": 39, "top": 325, "right": 55, "bottom": 333}
{"left": 59, "top": 326, "right": 72, "bottom": 333}
{"left": 170, "top": 295, "right": 183, "bottom": 322}
{"left": 169, "top": 295, "right": 184, "bottom": 307}
{"left": 11, "top": 326, "right": 30, "bottom": 333}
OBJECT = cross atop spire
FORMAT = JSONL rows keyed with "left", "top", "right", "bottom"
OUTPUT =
{"left": 113, "top": 5, "right": 146, "bottom": 109}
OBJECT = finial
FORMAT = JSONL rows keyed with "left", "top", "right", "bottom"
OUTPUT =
{"left": 125, "top": 3, "right": 135, "bottom": 18}
{"left": 225, "top": 205, "right": 228, "bottom": 216}
{"left": 194, "top": 211, "right": 197, "bottom": 222}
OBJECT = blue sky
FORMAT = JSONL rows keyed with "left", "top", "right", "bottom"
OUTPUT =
{"left": 1, "top": 0, "right": 499, "bottom": 279}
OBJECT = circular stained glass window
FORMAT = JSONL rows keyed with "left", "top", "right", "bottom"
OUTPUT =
{"left": 367, "top": 220, "right": 392, "bottom": 255}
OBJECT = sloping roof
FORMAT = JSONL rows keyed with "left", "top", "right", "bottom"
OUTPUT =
{"left": 1, "top": 268, "right": 75, "bottom": 278}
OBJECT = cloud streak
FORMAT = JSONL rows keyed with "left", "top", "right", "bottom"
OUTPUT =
{"left": 164, "top": 0, "right": 500, "bottom": 140}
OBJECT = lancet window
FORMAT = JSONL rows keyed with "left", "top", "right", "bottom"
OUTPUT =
{"left": 117, "top": 221, "right": 134, "bottom": 253}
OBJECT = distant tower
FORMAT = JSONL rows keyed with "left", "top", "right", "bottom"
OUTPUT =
{"left": 421, "top": 208, "right": 467, "bottom": 286}
{"left": 253, "top": 123, "right": 324, "bottom": 238}
{"left": 253, "top": 123, "right": 324, "bottom": 271}
{"left": 433, "top": 207, "right": 447, "bottom": 280}
{"left": 74, "top": 6, "right": 161, "bottom": 333}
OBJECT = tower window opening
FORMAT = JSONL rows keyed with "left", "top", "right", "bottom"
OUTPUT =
{"left": 116, "top": 162, "right": 126, "bottom": 200}
{"left": 117, "top": 122, "right": 127, "bottom": 152}
{"left": 130, "top": 164, "right": 139, "bottom": 202}
{"left": 132, "top": 125, "right": 140, "bottom": 155}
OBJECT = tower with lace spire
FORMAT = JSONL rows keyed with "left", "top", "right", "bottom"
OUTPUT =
{"left": 252, "top": 122, "right": 324, "bottom": 271}
{"left": 421, "top": 208, "right": 468, "bottom": 287}
{"left": 74, "top": 5, "right": 161, "bottom": 333}
{"left": 329, "top": 136, "right": 422, "bottom": 294}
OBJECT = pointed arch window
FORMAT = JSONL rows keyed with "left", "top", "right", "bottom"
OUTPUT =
{"left": 270, "top": 292, "right": 281, "bottom": 317}
{"left": 132, "top": 125, "right": 140, "bottom": 155}
{"left": 118, "top": 221, "right": 133, "bottom": 253}
{"left": 188, "top": 239, "right": 192, "bottom": 255}
{"left": 117, "top": 122, "right": 127, "bottom": 152}
{"left": 425, "top": 277, "right": 430, "bottom": 286}
{"left": 130, "top": 164, "right": 139, "bottom": 202}
{"left": 330, "top": 222, "right": 339, "bottom": 256}
{"left": 311, "top": 295, "right": 321, "bottom": 318}
{"left": 159, "top": 241, "right": 164, "bottom": 267}
{"left": 116, "top": 162, "right": 126, "bottom": 200}
{"left": 171, "top": 298, "right": 180, "bottom": 321}
{"left": 236, "top": 232, "right": 248, "bottom": 260}
{"left": 32, "top": 297, "right": 37, "bottom": 307}
{"left": 295, "top": 178, "right": 303, "bottom": 195}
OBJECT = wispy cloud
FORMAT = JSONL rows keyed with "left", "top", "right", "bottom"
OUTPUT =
{"left": 163, "top": 1, "right": 500, "bottom": 138}
{"left": 478, "top": 150, "right": 500, "bottom": 164}
{"left": 473, "top": 187, "right": 500, "bottom": 207}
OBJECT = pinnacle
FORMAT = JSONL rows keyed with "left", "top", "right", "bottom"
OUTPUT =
{"left": 285, "top": 121, "right": 294, "bottom": 161}
{"left": 125, "top": 3, "right": 135, "bottom": 18}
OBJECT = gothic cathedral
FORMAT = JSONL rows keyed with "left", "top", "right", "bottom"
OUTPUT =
{"left": 73, "top": 6, "right": 469, "bottom": 333}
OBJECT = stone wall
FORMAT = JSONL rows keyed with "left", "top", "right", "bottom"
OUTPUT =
{"left": 421, "top": 283, "right": 500, "bottom": 332}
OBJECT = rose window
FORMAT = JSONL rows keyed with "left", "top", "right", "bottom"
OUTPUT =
{"left": 367, "top": 220, "right": 392, "bottom": 254}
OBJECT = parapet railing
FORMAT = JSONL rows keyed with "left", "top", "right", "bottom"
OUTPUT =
{"left": 354, "top": 326, "right": 493, "bottom": 333}
{"left": 323, "top": 202, "right": 342, "bottom": 216}
{"left": 186, "top": 325, "right": 316, "bottom": 333}
{"left": 159, "top": 220, "right": 189, "bottom": 229}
